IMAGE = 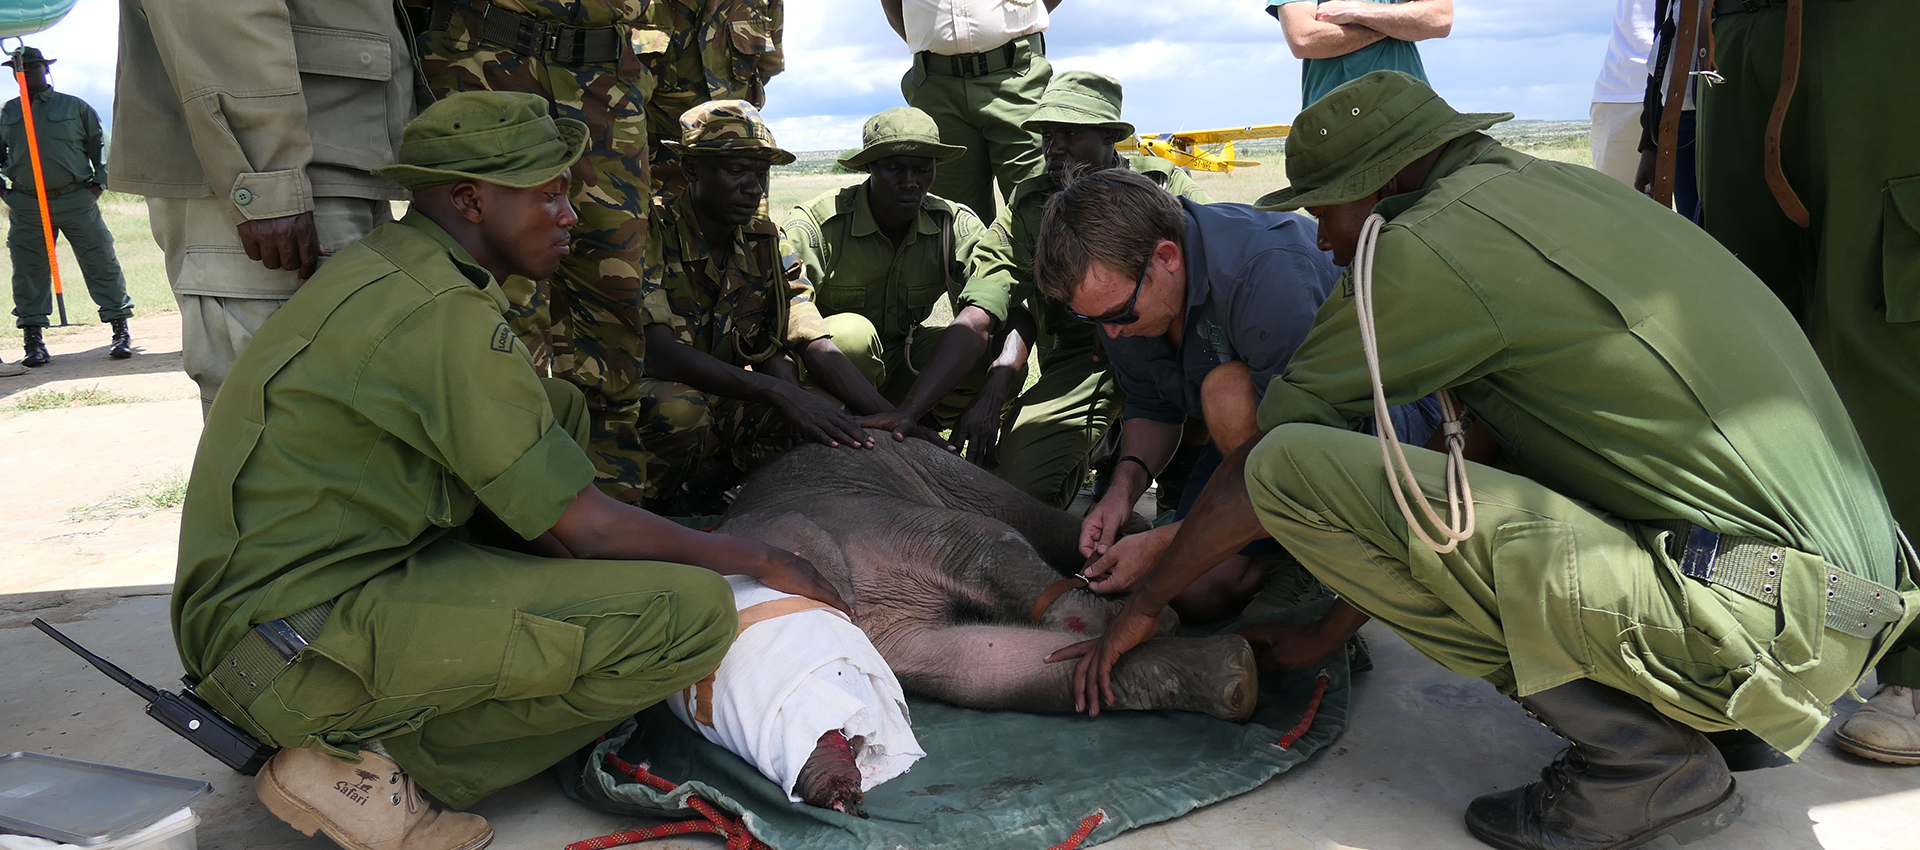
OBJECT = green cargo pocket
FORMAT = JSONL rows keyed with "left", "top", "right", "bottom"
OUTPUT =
{"left": 1882, "top": 175, "right": 1920, "bottom": 322}
{"left": 728, "top": 20, "right": 775, "bottom": 83}
{"left": 496, "top": 611, "right": 585, "bottom": 701}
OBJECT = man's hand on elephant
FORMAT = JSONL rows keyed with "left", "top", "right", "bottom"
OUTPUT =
{"left": 1044, "top": 605, "right": 1161, "bottom": 716}
{"left": 856, "top": 408, "right": 954, "bottom": 451}
{"left": 1081, "top": 523, "right": 1176, "bottom": 594}
{"left": 752, "top": 545, "right": 855, "bottom": 618}
{"left": 947, "top": 394, "right": 1003, "bottom": 465}
{"left": 1079, "top": 493, "right": 1136, "bottom": 559}
{"left": 775, "top": 385, "right": 874, "bottom": 449}
{"left": 237, "top": 211, "right": 323, "bottom": 281}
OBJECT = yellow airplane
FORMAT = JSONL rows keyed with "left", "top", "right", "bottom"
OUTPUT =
{"left": 1118, "top": 124, "right": 1291, "bottom": 173}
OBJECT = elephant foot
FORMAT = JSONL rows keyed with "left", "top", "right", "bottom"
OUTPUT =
{"left": 1108, "top": 635, "right": 1259, "bottom": 723}
{"left": 795, "top": 730, "right": 866, "bottom": 818}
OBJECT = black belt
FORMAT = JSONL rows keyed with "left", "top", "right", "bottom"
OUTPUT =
{"left": 1713, "top": 0, "right": 1787, "bottom": 14}
{"left": 917, "top": 33, "right": 1044, "bottom": 78}
{"left": 426, "top": 0, "right": 625, "bottom": 66}
{"left": 1658, "top": 522, "right": 1907, "bottom": 640}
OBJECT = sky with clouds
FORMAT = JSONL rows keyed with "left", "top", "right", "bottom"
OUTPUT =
{"left": 16, "top": 0, "right": 1616, "bottom": 153}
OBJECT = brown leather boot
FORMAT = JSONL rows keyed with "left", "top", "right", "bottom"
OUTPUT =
{"left": 1835, "top": 684, "right": 1920, "bottom": 765}
{"left": 254, "top": 747, "right": 492, "bottom": 850}
{"left": 1465, "top": 679, "right": 1740, "bottom": 850}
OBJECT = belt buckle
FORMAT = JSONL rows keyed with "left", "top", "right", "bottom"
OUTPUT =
{"left": 254, "top": 618, "right": 310, "bottom": 662}
{"left": 1680, "top": 525, "right": 1722, "bottom": 581}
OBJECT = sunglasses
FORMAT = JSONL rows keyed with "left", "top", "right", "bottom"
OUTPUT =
{"left": 1067, "top": 259, "right": 1151, "bottom": 326}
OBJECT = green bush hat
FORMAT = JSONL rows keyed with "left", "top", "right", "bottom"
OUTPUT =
{"left": 838, "top": 107, "right": 965, "bottom": 171}
{"left": 4, "top": 46, "right": 51, "bottom": 68}
{"left": 372, "top": 91, "right": 587, "bottom": 192}
{"left": 1021, "top": 71, "right": 1135, "bottom": 139}
{"left": 1256, "top": 71, "right": 1511, "bottom": 211}
{"left": 665, "top": 99, "right": 796, "bottom": 166}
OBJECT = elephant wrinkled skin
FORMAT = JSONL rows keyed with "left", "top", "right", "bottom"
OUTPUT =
{"left": 718, "top": 431, "right": 1259, "bottom": 721}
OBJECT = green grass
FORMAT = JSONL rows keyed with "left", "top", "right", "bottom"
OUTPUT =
{"left": 0, "top": 191, "right": 172, "bottom": 348}
{"left": 67, "top": 468, "right": 188, "bottom": 521}
{"left": 6, "top": 385, "right": 147, "bottom": 411}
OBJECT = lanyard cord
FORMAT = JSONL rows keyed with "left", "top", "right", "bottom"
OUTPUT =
{"left": 1353, "top": 213, "right": 1476, "bottom": 554}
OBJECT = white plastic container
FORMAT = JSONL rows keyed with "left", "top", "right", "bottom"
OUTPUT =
{"left": 0, "top": 809, "right": 196, "bottom": 850}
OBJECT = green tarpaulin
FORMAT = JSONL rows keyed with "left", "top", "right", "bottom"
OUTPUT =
{"left": 558, "top": 601, "right": 1355, "bottom": 850}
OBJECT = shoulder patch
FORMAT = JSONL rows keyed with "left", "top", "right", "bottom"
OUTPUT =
{"left": 489, "top": 322, "right": 515, "bottom": 353}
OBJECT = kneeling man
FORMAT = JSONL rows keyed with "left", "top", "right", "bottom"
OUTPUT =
{"left": 1051, "top": 72, "right": 1918, "bottom": 850}
{"left": 173, "top": 92, "right": 846, "bottom": 850}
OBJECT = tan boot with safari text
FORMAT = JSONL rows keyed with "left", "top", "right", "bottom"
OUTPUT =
{"left": 254, "top": 747, "right": 493, "bottom": 850}
{"left": 1835, "top": 684, "right": 1920, "bottom": 765}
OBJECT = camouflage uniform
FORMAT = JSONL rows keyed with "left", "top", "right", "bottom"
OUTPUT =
{"left": 412, "top": 0, "right": 652, "bottom": 434}
{"left": 602, "top": 102, "right": 828, "bottom": 512}
{"left": 638, "top": 0, "right": 783, "bottom": 194}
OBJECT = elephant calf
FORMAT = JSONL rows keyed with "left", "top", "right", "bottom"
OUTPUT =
{"left": 717, "top": 431, "right": 1258, "bottom": 721}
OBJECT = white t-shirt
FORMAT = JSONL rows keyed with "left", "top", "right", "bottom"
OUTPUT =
{"left": 1592, "top": 0, "right": 1656, "bottom": 103}
{"left": 902, "top": 0, "right": 1049, "bottom": 56}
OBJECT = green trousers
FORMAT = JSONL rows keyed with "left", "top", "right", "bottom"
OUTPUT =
{"left": 823, "top": 311, "right": 1001, "bottom": 427}
{"left": 993, "top": 342, "right": 1121, "bottom": 509}
{"left": 1698, "top": 0, "right": 1920, "bottom": 687}
{"left": 242, "top": 379, "right": 737, "bottom": 809}
{"left": 1243, "top": 424, "right": 1912, "bottom": 758}
{"left": 900, "top": 38, "right": 1050, "bottom": 223}
{"left": 7, "top": 189, "right": 130, "bottom": 327}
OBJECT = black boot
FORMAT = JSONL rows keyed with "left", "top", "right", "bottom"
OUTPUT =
{"left": 1465, "top": 679, "right": 1741, "bottom": 850}
{"left": 1703, "top": 729, "right": 1792, "bottom": 772}
{"left": 21, "top": 325, "right": 48, "bottom": 367}
{"left": 108, "top": 318, "right": 132, "bottom": 359}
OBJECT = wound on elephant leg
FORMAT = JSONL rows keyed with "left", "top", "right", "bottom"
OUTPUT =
{"left": 795, "top": 730, "right": 866, "bottom": 818}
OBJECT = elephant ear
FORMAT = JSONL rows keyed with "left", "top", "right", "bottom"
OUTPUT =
{"left": 717, "top": 510, "right": 857, "bottom": 606}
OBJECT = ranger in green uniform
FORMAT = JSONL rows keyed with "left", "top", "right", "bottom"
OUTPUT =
{"left": 1685, "top": 0, "right": 1920, "bottom": 766}
{"left": 174, "top": 93, "right": 845, "bottom": 850}
{"left": 2, "top": 47, "right": 133, "bottom": 366}
{"left": 979, "top": 71, "right": 1213, "bottom": 508}
{"left": 638, "top": 0, "right": 783, "bottom": 194}
{"left": 1048, "top": 73, "right": 1918, "bottom": 850}
{"left": 622, "top": 101, "right": 884, "bottom": 514}
{"left": 413, "top": 0, "right": 655, "bottom": 447}
{"left": 783, "top": 107, "right": 1023, "bottom": 458}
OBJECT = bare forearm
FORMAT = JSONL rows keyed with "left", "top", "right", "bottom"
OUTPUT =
{"left": 1124, "top": 442, "right": 1270, "bottom": 614}
{"left": 899, "top": 306, "right": 995, "bottom": 418}
{"left": 645, "top": 324, "right": 790, "bottom": 406}
{"left": 1332, "top": 0, "right": 1452, "bottom": 42}
{"left": 550, "top": 485, "right": 774, "bottom": 572}
{"left": 1107, "top": 417, "right": 1182, "bottom": 507}
{"left": 1278, "top": 3, "right": 1385, "bottom": 59}
{"left": 801, "top": 338, "right": 892, "bottom": 415}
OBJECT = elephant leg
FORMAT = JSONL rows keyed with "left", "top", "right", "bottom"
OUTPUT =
{"left": 1032, "top": 585, "right": 1182, "bottom": 638}
{"left": 713, "top": 510, "right": 857, "bottom": 606}
{"left": 878, "top": 624, "right": 1258, "bottom": 721}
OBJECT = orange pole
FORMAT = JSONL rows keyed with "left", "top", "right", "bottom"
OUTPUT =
{"left": 15, "top": 63, "right": 67, "bottom": 325}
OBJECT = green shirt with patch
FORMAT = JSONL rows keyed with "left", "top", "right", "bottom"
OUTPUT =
{"left": 173, "top": 211, "right": 597, "bottom": 677}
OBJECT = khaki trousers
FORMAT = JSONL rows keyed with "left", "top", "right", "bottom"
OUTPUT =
{"left": 1243, "top": 424, "right": 1907, "bottom": 758}
{"left": 1588, "top": 100, "right": 1645, "bottom": 186}
{"left": 147, "top": 195, "right": 390, "bottom": 412}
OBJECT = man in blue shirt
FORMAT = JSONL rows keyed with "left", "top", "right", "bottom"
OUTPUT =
{"left": 1269, "top": 0, "right": 1453, "bottom": 107}
{"left": 1034, "top": 168, "right": 1437, "bottom": 642}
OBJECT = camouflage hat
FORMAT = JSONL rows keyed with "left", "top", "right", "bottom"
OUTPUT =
{"left": 372, "top": 91, "right": 586, "bottom": 192}
{"left": 1021, "top": 71, "right": 1134, "bottom": 139}
{"left": 838, "top": 107, "right": 965, "bottom": 171}
{"left": 665, "top": 99, "right": 796, "bottom": 166}
{"left": 4, "top": 47, "right": 51, "bottom": 68}
{"left": 1257, "top": 71, "right": 1510, "bottom": 211}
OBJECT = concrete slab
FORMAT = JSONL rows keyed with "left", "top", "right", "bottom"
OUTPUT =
{"left": 1, "top": 318, "right": 1914, "bottom": 850}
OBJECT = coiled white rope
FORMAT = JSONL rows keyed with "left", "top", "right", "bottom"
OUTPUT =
{"left": 1352, "top": 213, "right": 1476, "bottom": 554}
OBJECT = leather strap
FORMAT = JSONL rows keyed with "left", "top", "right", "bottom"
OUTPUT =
{"left": 1652, "top": 0, "right": 1707, "bottom": 209}
{"left": 917, "top": 33, "right": 1043, "bottom": 78}
{"left": 1028, "top": 576, "right": 1089, "bottom": 626}
{"left": 1762, "top": 0, "right": 1811, "bottom": 227}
